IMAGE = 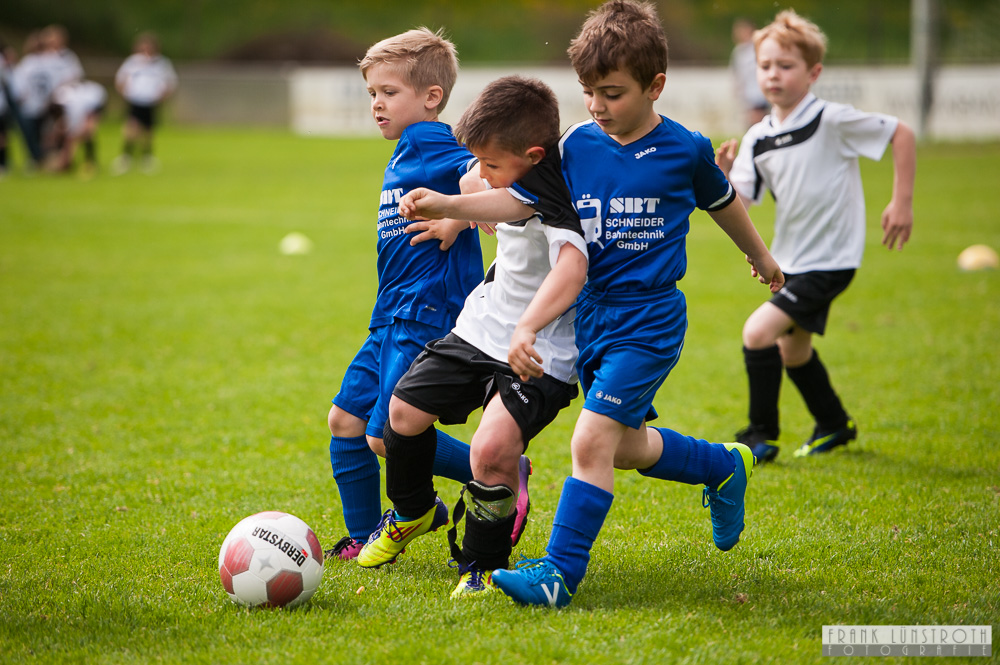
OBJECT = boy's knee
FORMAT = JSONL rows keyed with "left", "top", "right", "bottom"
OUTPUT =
{"left": 387, "top": 395, "right": 435, "bottom": 437}
{"left": 470, "top": 435, "right": 520, "bottom": 479}
{"left": 328, "top": 404, "right": 365, "bottom": 438}
{"left": 742, "top": 320, "right": 774, "bottom": 349}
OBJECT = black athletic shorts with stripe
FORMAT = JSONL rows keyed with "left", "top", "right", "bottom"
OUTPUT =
{"left": 770, "top": 269, "right": 855, "bottom": 335}
{"left": 393, "top": 332, "right": 578, "bottom": 449}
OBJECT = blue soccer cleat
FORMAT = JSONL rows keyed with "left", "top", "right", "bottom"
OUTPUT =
{"left": 703, "top": 443, "right": 755, "bottom": 551}
{"left": 491, "top": 556, "right": 573, "bottom": 608}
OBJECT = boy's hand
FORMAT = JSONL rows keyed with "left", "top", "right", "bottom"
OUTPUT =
{"left": 715, "top": 139, "right": 738, "bottom": 179}
{"left": 746, "top": 254, "right": 785, "bottom": 293}
{"left": 399, "top": 188, "right": 450, "bottom": 221}
{"left": 509, "top": 325, "right": 544, "bottom": 381}
{"left": 474, "top": 221, "right": 497, "bottom": 236}
{"left": 404, "top": 218, "right": 468, "bottom": 250}
{"left": 881, "top": 199, "right": 913, "bottom": 251}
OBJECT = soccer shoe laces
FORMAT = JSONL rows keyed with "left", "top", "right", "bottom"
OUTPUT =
{"left": 366, "top": 508, "right": 406, "bottom": 545}
{"left": 702, "top": 486, "right": 736, "bottom": 528}
{"left": 510, "top": 556, "right": 560, "bottom": 583}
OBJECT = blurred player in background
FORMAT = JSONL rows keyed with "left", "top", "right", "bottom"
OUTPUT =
{"left": 11, "top": 32, "right": 47, "bottom": 168}
{"left": 0, "top": 39, "right": 14, "bottom": 177}
{"left": 48, "top": 78, "right": 106, "bottom": 177}
{"left": 730, "top": 18, "right": 769, "bottom": 128}
{"left": 112, "top": 32, "right": 177, "bottom": 174}
{"left": 715, "top": 9, "right": 915, "bottom": 463}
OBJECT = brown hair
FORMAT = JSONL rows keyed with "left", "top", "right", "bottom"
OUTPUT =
{"left": 754, "top": 9, "right": 827, "bottom": 68}
{"left": 568, "top": 0, "right": 668, "bottom": 89}
{"left": 359, "top": 28, "right": 459, "bottom": 111}
{"left": 454, "top": 76, "right": 560, "bottom": 154}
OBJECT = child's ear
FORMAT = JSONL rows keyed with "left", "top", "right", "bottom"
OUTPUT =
{"left": 526, "top": 146, "right": 546, "bottom": 165}
{"left": 425, "top": 85, "right": 444, "bottom": 110}
{"left": 808, "top": 62, "right": 823, "bottom": 84}
{"left": 647, "top": 72, "right": 667, "bottom": 101}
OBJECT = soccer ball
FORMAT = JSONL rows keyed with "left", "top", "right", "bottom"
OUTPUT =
{"left": 218, "top": 511, "right": 324, "bottom": 608}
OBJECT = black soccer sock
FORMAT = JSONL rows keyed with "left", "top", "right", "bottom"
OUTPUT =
{"left": 461, "top": 482, "right": 517, "bottom": 571}
{"left": 383, "top": 422, "right": 438, "bottom": 518}
{"left": 123, "top": 140, "right": 134, "bottom": 157}
{"left": 0, "top": 145, "right": 7, "bottom": 168}
{"left": 83, "top": 139, "right": 96, "bottom": 165}
{"left": 744, "top": 345, "right": 782, "bottom": 438}
{"left": 785, "top": 350, "right": 848, "bottom": 432}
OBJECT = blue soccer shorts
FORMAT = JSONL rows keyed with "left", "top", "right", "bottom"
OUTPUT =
{"left": 333, "top": 318, "right": 450, "bottom": 440}
{"left": 574, "top": 285, "right": 687, "bottom": 429}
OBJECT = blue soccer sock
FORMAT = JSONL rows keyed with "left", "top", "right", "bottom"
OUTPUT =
{"left": 329, "top": 435, "right": 382, "bottom": 541}
{"left": 638, "top": 427, "right": 736, "bottom": 488}
{"left": 544, "top": 477, "right": 614, "bottom": 594}
{"left": 432, "top": 429, "right": 473, "bottom": 484}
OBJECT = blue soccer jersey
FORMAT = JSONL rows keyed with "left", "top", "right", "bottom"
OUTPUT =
{"left": 370, "top": 121, "right": 483, "bottom": 330}
{"left": 515, "top": 116, "right": 736, "bottom": 427}
{"left": 558, "top": 117, "right": 735, "bottom": 293}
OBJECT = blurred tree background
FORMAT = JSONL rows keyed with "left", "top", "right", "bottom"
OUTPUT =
{"left": 2, "top": 0, "right": 998, "bottom": 64}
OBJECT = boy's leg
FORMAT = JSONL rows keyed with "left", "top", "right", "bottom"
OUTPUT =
{"left": 356, "top": 396, "right": 447, "bottom": 568}
{"left": 326, "top": 404, "right": 380, "bottom": 561}
{"left": 452, "top": 394, "right": 523, "bottom": 597}
{"left": 433, "top": 429, "right": 473, "bottom": 484}
{"left": 740, "top": 302, "right": 794, "bottom": 462}
{"left": 639, "top": 427, "right": 754, "bottom": 551}
{"left": 785, "top": 347, "right": 856, "bottom": 456}
{"left": 492, "top": 409, "right": 619, "bottom": 607}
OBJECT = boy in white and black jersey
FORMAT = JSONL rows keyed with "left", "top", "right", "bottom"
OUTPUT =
{"left": 113, "top": 32, "right": 177, "bottom": 174}
{"left": 360, "top": 76, "right": 588, "bottom": 599}
{"left": 715, "top": 9, "right": 916, "bottom": 462}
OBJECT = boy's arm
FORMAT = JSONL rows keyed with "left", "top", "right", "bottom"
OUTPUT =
{"left": 400, "top": 187, "right": 534, "bottom": 224}
{"left": 881, "top": 121, "right": 916, "bottom": 251}
{"left": 708, "top": 198, "right": 785, "bottom": 293}
{"left": 715, "top": 139, "right": 754, "bottom": 209}
{"left": 509, "top": 242, "right": 588, "bottom": 381}
{"left": 404, "top": 170, "right": 489, "bottom": 248}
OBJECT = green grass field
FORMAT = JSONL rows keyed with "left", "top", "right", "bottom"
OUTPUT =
{"left": 1, "top": 128, "right": 998, "bottom": 664}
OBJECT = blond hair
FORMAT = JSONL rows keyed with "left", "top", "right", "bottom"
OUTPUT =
{"left": 359, "top": 28, "right": 459, "bottom": 111}
{"left": 568, "top": 0, "right": 668, "bottom": 89}
{"left": 754, "top": 9, "right": 827, "bottom": 68}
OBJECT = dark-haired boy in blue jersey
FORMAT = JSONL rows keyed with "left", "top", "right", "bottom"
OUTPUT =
{"left": 403, "top": 0, "right": 784, "bottom": 608}
{"left": 324, "top": 28, "right": 531, "bottom": 562}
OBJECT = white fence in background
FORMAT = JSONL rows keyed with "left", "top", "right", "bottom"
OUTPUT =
{"left": 286, "top": 65, "right": 1000, "bottom": 140}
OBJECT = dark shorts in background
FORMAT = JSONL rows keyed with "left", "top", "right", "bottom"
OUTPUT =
{"left": 393, "top": 333, "right": 578, "bottom": 449}
{"left": 770, "top": 269, "right": 856, "bottom": 334}
{"left": 128, "top": 103, "right": 157, "bottom": 130}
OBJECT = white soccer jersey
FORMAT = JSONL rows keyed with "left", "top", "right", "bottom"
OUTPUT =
{"left": 115, "top": 53, "right": 177, "bottom": 106}
{"left": 452, "top": 213, "right": 587, "bottom": 384}
{"left": 728, "top": 93, "right": 897, "bottom": 273}
{"left": 12, "top": 53, "right": 51, "bottom": 118}
{"left": 53, "top": 80, "right": 105, "bottom": 135}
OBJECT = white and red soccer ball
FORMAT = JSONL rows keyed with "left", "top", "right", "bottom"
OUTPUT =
{"left": 218, "top": 511, "right": 324, "bottom": 608}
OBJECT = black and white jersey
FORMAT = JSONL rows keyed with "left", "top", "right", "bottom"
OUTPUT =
{"left": 728, "top": 93, "right": 897, "bottom": 272}
{"left": 115, "top": 53, "right": 177, "bottom": 106}
{"left": 452, "top": 150, "right": 587, "bottom": 384}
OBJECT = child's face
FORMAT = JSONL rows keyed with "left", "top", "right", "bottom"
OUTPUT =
{"left": 365, "top": 64, "right": 436, "bottom": 140}
{"left": 580, "top": 68, "right": 665, "bottom": 145}
{"left": 755, "top": 37, "right": 822, "bottom": 115}
{"left": 471, "top": 141, "right": 541, "bottom": 189}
